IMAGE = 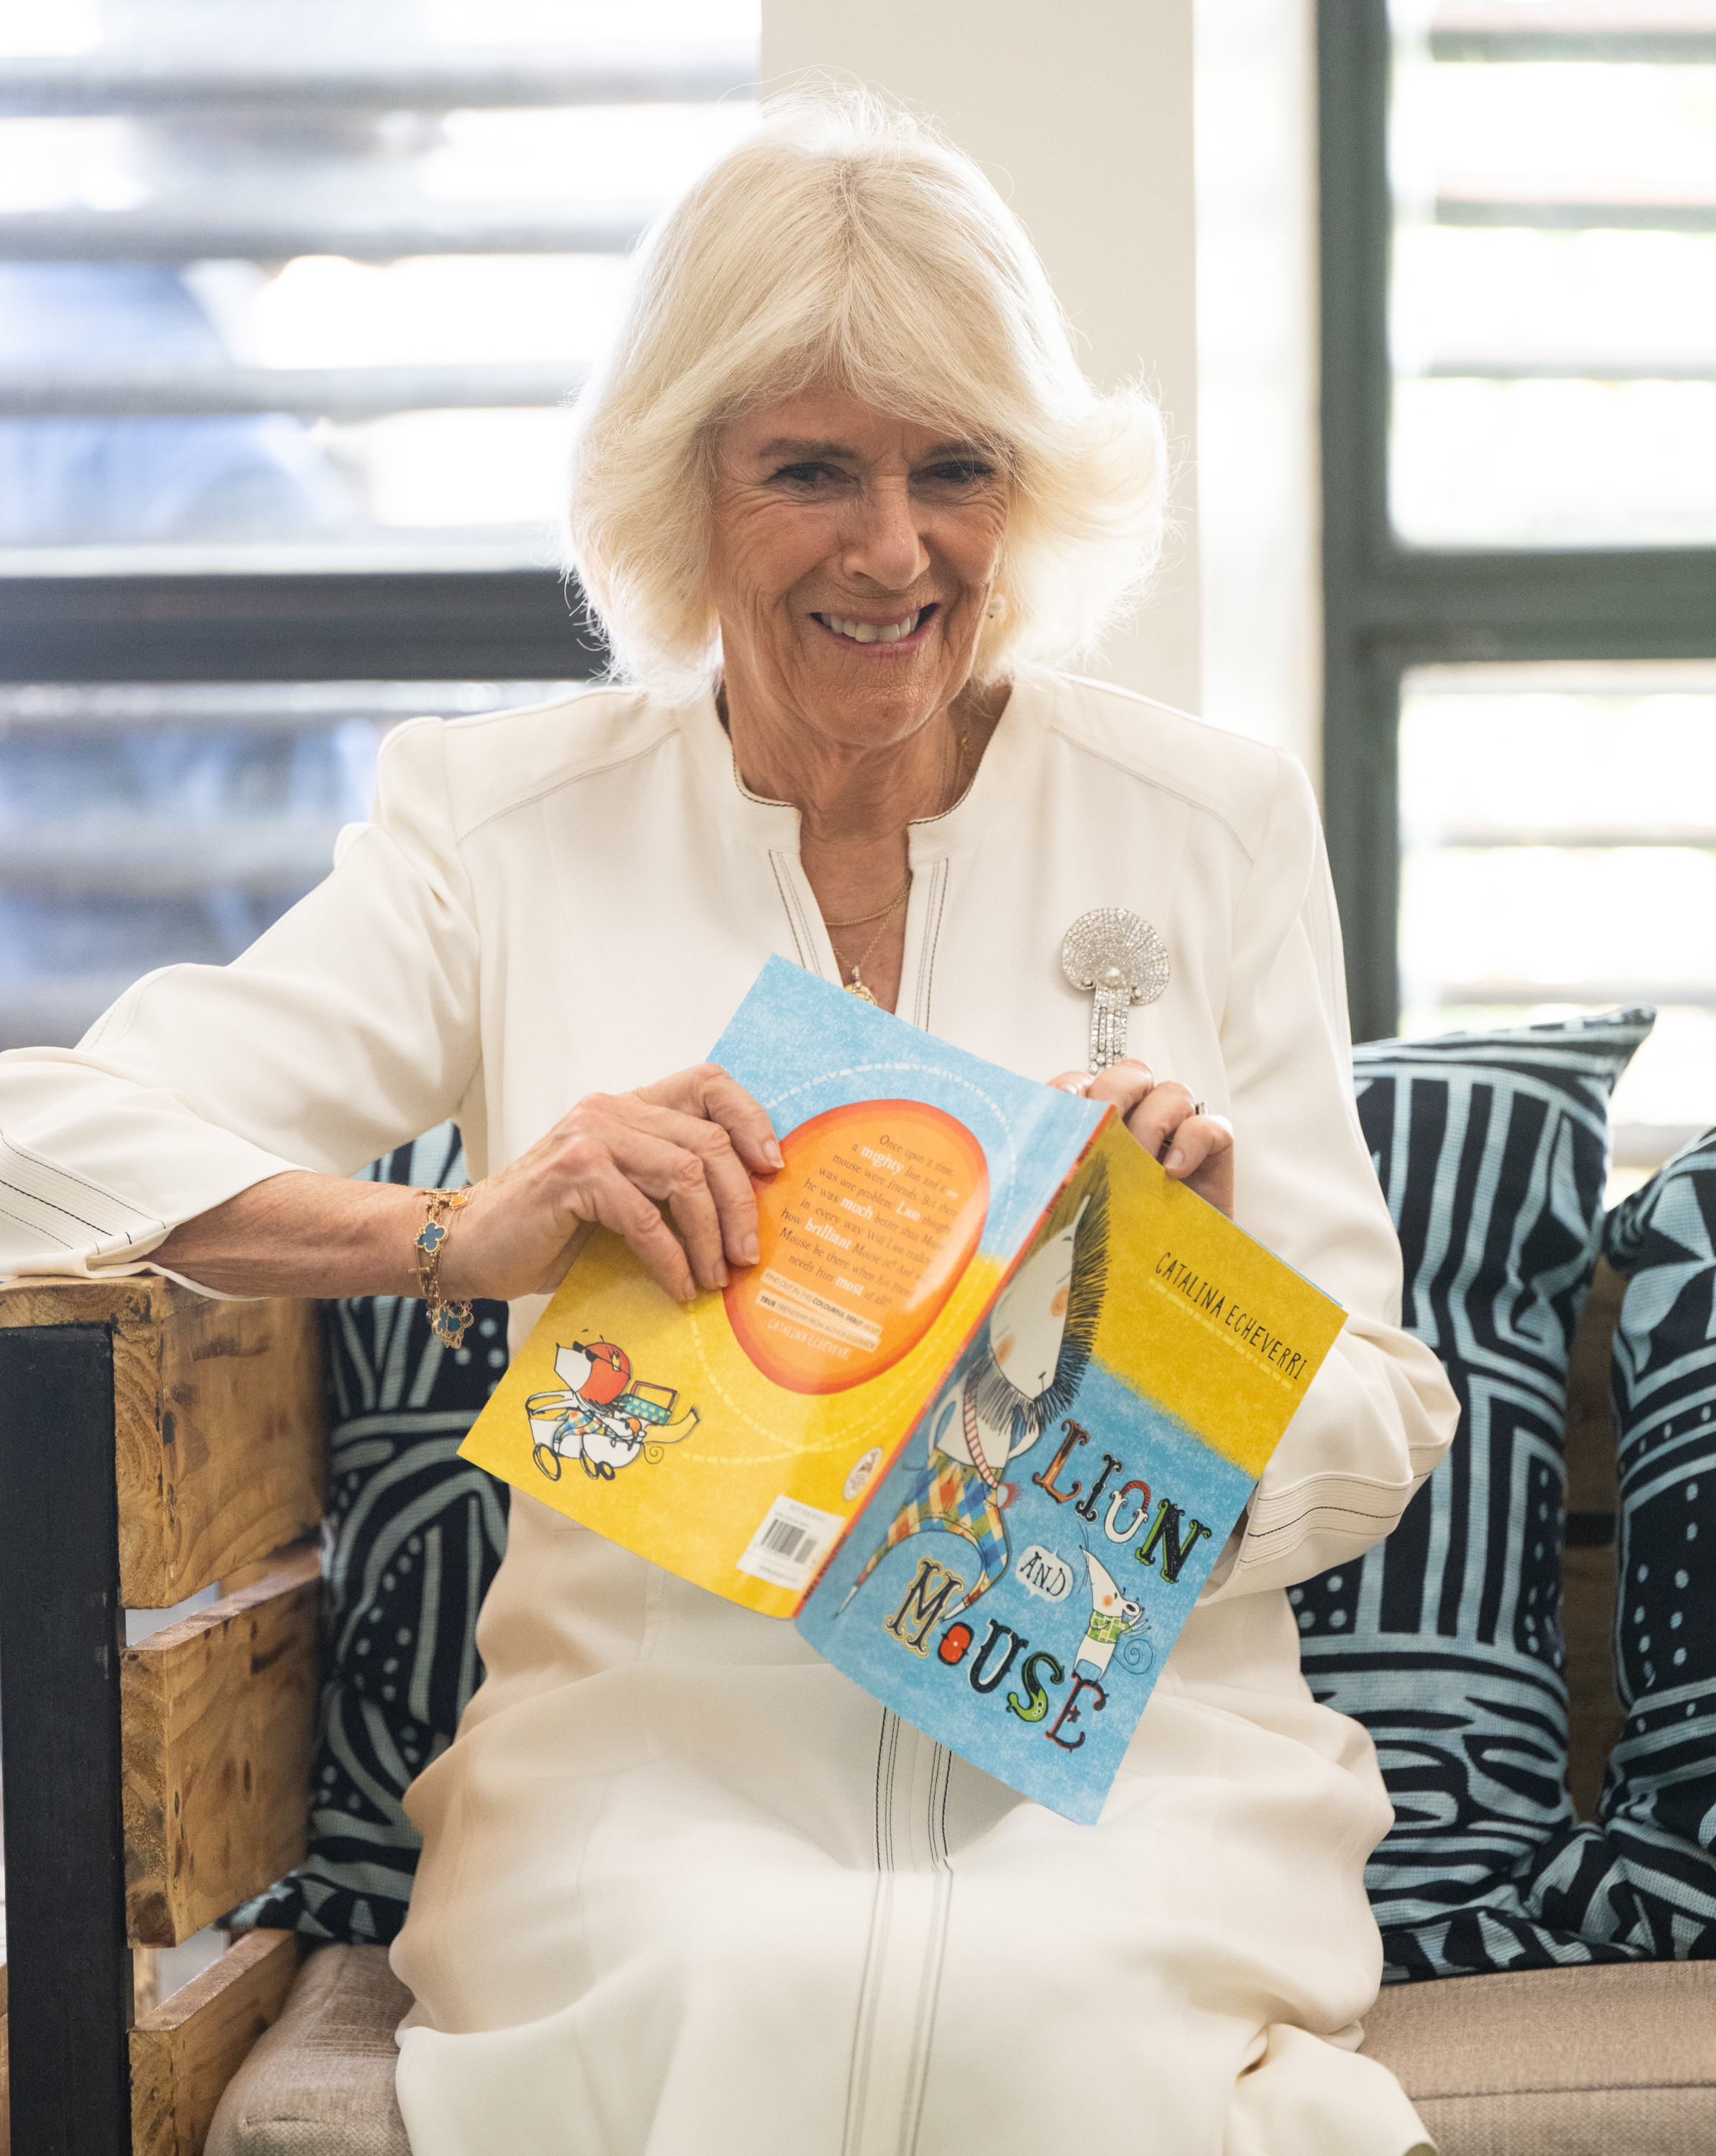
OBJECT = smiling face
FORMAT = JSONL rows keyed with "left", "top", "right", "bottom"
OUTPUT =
{"left": 707, "top": 382, "right": 1011, "bottom": 755}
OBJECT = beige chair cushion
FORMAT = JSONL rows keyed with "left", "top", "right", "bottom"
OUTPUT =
{"left": 1361, "top": 1961, "right": 1716, "bottom": 2156}
{"left": 207, "top": 1943, "right": 410, "bottom": 2156}
{"left": 211, "top": 1946, "right": 1716, "bottom": 2155}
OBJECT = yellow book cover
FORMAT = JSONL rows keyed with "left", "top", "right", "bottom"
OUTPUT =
{"left": 461, "top": 959, "right": 1346, "bottom": 1818}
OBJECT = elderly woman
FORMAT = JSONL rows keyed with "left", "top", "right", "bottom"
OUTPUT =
{"left": 0, "top": 96, "right": 1454, "bottom": 2156}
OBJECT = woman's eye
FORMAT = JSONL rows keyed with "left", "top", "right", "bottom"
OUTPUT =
{"left": 922, "top": 459, "right": 996, "bottom": 487}
{"left": 770, "top": 461, "right": 844, "bottom": 487}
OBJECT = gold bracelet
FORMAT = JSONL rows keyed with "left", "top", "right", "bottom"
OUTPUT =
{"left": 414, "top": 1187, "right": 474, "bottom": 1350}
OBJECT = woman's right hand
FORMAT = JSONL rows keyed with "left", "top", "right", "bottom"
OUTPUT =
{"left": 149, "top": 1064, "right": 780, "bottom": 1307}
{"left": 1048, "top": 1059, "right": 1234, "bottom": 1218}
{"left": 447, "top": 1063, "right": 783, "bottom": 1306}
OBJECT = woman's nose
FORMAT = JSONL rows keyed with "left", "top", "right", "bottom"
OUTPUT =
{"left": 838, "top": 476, "right": 929, "bottom": 589}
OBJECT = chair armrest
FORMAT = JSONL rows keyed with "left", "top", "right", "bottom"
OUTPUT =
{"left": 130, "top": 1930, "right": 300, "bottom": 2156}
{"left": 0, "top": 1283, "right": 327, "bottom": 2152}
{"left": 124, "top": 1548, "right": 323, "bottom": 1945}
{"left": 0, "top": 1277, "right": 325, "bottom": 1606}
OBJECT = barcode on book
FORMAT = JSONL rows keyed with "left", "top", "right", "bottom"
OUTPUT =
{"left": 763, "top": 1516, "right": 815, "bottom": 1560}
{"left": 737, "top": 1495, "right": 846, "bottom": 1593}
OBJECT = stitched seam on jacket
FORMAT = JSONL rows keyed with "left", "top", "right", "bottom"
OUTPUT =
{"left": 898, "top": 1870, "right": 954, "bottom": 2156}
{"left": 927, "top": 1743, "right": 952, "bottom": 1873}
{"left": 1240, "top": 1476, "right": 1435, "bottom": 1548}
{"left": 1046, "top": 722, "right": 1258, "bottom": 860}
{"left": 770, "top": 848, "right": 827, "bottom": 978}
{"left": 842, "top": 1875, "right": 894, "bottom": 2156}
{"left": 913, "top": 860, "right": 949, "bottom": 1032}
{"left": 0, "top": 1125, "right": 165, "bottom": 1240}
{"left": 456, "top": 727, "right": 681, "bottom": 842}
{"left": 874, "top": 1709, "right": 900, "bottom": 1873}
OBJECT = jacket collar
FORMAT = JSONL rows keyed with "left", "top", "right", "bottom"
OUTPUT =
{"left": 673, "top": 674, "right": 1048, "bottom": 865}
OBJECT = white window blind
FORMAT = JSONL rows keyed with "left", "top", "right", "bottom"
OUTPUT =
{"left": 0, "top": 0, "right": 759, "bottom": 1049}
{"left": 1388, "top": 1, "right": 1716, "bottom": 547}
{"left": 0, "top": 0, "right": 760, "bottom": 570}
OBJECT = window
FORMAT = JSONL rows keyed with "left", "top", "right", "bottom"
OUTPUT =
{"left": 0, "top": 678, "right": 586, "bottom": 1048}
{"left": 1319, "top": 1, "right": 1716, "bottom": 1172}
{"left": 1388, "top": 12, "right": 1716, "bottom": 548}
{"left": 1397, "top": 659, "right": 1716, "bottom": 1187}
{"left": 0, "top": 0, "right": 760, "bottom": 1047}
{"left": 0, "top": 6, "right": 760, "bottom": 574}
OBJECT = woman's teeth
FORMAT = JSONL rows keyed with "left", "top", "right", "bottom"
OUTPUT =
{"left": 824, "top": 609, "right": 923, "bottom": 644}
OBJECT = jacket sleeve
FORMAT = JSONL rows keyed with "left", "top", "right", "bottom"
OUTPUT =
{"left": 1201, "top": 751, "right": 1458, "bottom": 1598}
{"left": 0, "top": 717, "right": 481, "bottom": 1286}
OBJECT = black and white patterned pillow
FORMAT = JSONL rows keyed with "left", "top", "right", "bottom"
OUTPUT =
{"left": 245, "top": 1065, "right": 1709, "bottom": 1968}
{"left": 1296, "top": 1012, "right": 1656, "bottom": 1981}
{"left": 1597, "top": 1128, "right": 1716, "bottom": 1955}
{"left": 233, "top": 1126, "right": 509, "bottom": 1945}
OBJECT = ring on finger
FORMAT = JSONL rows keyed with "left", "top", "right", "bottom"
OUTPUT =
{"left": 1192, "top": 1100, "right": 1207, "bottom": 1117}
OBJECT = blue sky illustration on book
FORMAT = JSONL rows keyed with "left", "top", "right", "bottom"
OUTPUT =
{"left": 713, "top": 956, "right": 1103, "bottom": 1256}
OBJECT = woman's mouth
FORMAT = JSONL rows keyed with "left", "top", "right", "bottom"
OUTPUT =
{"left": 812, "top": 604, "right": 937, "bottom": 648}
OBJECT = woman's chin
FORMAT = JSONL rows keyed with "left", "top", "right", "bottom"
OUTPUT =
{"left": 783, "top": 640, "right": 974, "bottom": 740}
{"left": 797, "top": 677, "right": 954, "bottom": 746}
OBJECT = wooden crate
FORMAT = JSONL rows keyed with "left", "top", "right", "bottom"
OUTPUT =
{"left": 0, "top": 1284, "right": 326, "bottom": 2153}
{"left": 0, "top": 1276, "right": 324, "bottom": 1608}
{"left": 123, "top": 1547, "right": 323, "bottom": 1946}
{"left": 129, "top": 1932, "right": 300, "bottom": 2156}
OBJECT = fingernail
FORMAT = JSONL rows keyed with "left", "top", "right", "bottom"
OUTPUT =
{"left": 762, "top": 1138, "right": 783, "bottom": 1170}
{"left": 713, "top": 1262, "right": 729, "bottom": 1289}
{"left": 1165, "top": 1148, "right": 1185, "bottom": 1172}
{"left": 742, "top": 1233, "right": 760, "bottom": 1265}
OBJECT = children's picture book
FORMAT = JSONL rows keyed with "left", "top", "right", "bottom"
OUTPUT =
{"left": 461, "top": 957, "right": 1346, "bottom": 1822}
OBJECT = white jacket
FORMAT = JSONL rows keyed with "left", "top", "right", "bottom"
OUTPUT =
{"left": 0, "top": 674, "right": 1452, "bottom": 2156}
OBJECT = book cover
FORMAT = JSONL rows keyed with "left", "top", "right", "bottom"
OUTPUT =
{"left": 460, "top": 957, "right": 1347, "bottom": 1818}
{"left": 795, "top": 1115, "right": 1346, "bottom": 1821}
{"left": 459, "top": 957, "right": 1108, "bottom": 1618}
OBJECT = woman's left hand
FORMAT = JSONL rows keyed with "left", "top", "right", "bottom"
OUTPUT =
{"left": 1048, "top": 1060, "right": 1234, "bottom": 1219}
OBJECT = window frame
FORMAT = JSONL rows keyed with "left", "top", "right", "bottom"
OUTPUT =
{"left": 1316, "top": 0, "right": 1716, "bottom": 1046}
{"left": 0, "top": 569, "right": 604, "bottom": 683}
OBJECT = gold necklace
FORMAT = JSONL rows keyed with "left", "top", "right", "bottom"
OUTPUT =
{"left": 822, "top": 876, "right": 913, "bottom": 932}
{"left": 828, "top": 880, "right": 910, "bottom": 1003}
{"left": 821, "top": 719, "right": 971, "bottom": 1005}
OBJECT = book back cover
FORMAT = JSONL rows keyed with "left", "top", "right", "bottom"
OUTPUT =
{"left": 459, "top": 959, "right": 1106, "bottom": 1616}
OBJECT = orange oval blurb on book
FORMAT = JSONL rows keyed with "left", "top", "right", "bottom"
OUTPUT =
{"left": 725, "top": 1100, "right": 990, "bottom": 1394}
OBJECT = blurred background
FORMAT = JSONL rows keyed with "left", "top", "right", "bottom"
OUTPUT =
{"left": 0, "top": 0, "right": 1710, "bottom": 1190}
{"left": 1363, "top": 3, "right": 1716, "bottom": 1192}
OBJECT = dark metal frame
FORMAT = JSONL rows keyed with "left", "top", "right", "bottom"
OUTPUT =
{"left": 0, "top": 1322, "right": 132, "bottom": 2156}
{"left": 0, "top": 570, "right": 606, "bottom": 686}
{"left": 1316, "top": 1, "right": 1716, "bottom": 1045}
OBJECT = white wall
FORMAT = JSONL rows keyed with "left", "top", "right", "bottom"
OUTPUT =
{"left": 759, "top": 0, "right": 1204, "bottom": 717}
{"left": 1193, "top": 0, "right": 1322, "bottom": 778}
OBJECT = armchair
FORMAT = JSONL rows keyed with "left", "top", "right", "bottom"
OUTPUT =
{"left": 1, "top": 1256, "right": 1710, "bottom": 2155}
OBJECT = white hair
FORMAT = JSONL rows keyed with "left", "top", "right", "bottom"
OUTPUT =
{"left": 563, "top": 90, "right": 1170, "bottom": 694}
